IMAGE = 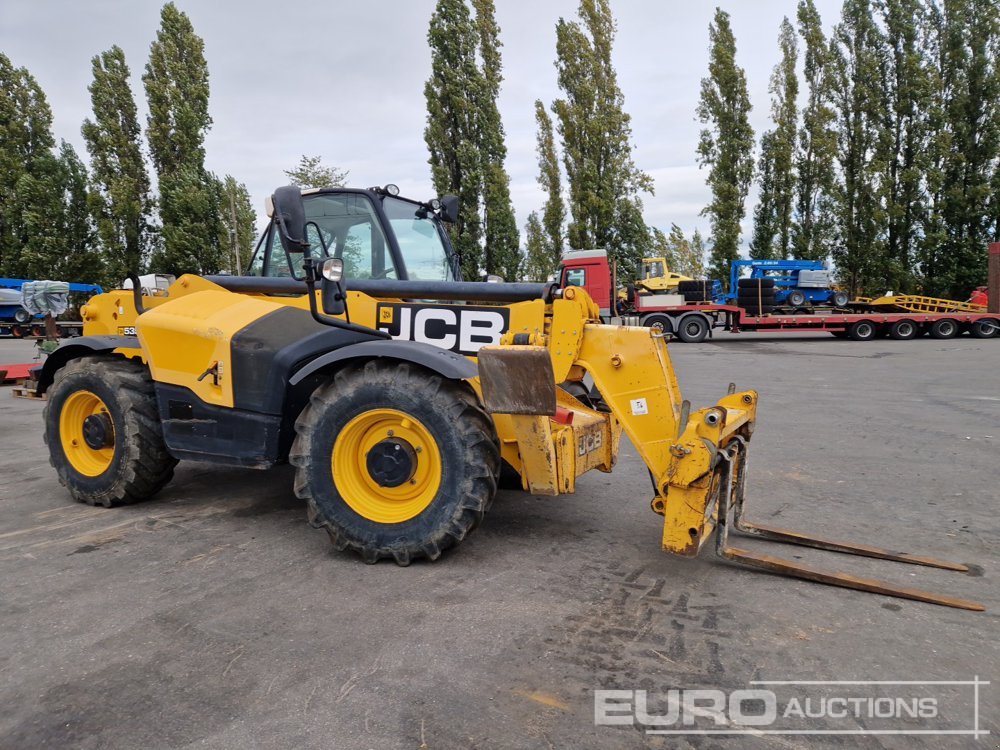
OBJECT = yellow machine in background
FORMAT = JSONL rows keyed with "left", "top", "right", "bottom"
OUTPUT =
{"left": 636, "top": 256, "right": 693, "bottom": 293}
{"left": 35, "top": 186, "right": 983, "bottom": 611}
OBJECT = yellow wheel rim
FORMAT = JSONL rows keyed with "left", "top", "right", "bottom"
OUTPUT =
{"left": 59, "top": 390, "right": 115, "bottom": 477}
{"left": 332, "top": 408, "right": 442, "bottom": 524}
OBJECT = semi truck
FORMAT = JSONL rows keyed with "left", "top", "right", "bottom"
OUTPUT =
{"left": 559, "top": 250, "right": 1000, "bottom": 343}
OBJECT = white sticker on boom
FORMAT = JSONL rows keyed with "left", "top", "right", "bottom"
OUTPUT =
{"left": 630, "top": 398, "right": 649, "bottom": 416}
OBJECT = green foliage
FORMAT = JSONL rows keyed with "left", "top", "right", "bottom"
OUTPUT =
{"left": 751, "top": 18, "right": 798, "bottom": 260}
{"left": 219, "top": 175, "right": 257, "bottom": 274}
{"left": 424, "top": 0, "right": 518, "bottom": 280}
{"left": 143, "top": 2, "right": 224, "bottom": 277}
{"left": 534, "top": 100, "right": 565, "bottom": 275}
{"left": 151, "top": 165, "right": 226, "bottom": 275}
{"left": 918, "top": 0, "right": 999, "bottom": 298}
{"left": 142, "top": 2, "right": 211, "bottom": 178}
{"left": 689, "top": 229, "right": 708, "bottom": 279}
{"left": 665, "top": 224, "right": 705, "bottom": 279}
{"left": 473, "top": 0, "right": 520, "bottom": 281}
{"left": 828, "top": 0, "right": 889, "bottom": 296}
{"left": 284, "top": 155, "right": 348, "bottom": 189}
{"left": 792, "top": 0, "right": 838, "bottom": 261}
{"left": 552, "top": 0, "right": 653, "bottom": 272}
{"left": 18, "top": 142, "right": 100, "bottom": 282}
{"left": 521, "top": 211, "right": 550, "bottom": 281}
{"left": 0, "top": 53, "right": 55, "bottom": 276}
{"left": 82, "top": 45, "right": 153, "bottom": 284}
{"left": 878, "top": 0, "right": 930, "bottom": 293}
{"left": 697, "top": 8, "right": 755, "bottom": 286}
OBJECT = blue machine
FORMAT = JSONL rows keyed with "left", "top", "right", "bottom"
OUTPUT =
{"left": 0, "top": 278, "right": 104, "bottom": 324}
{"left": 722, "top": 259, "right": 849, "bottom": 308}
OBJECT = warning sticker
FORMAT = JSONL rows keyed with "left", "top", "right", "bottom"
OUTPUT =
{"left": 630, "top": 398, "right": 649, "bottom": 416}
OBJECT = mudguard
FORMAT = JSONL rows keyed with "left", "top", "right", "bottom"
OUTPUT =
{"left": 34, "top": 335, "right": 139, "bottom": 393}
{"left": 289, "top": 339, "right": 478, "bottom": 386}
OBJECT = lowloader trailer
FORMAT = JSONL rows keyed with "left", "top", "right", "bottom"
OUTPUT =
{"left": 559, "top": 250, "right": 1000, "bottom": 343}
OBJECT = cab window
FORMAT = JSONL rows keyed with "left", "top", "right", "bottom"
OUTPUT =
{"left": 254, "top": 193, "right": 395, "bottom": 279}
{"left": 565, "top": 268, "right": 586, "bottom": 287}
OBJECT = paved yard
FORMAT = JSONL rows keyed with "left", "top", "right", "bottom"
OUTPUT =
{"left": 0, "top": 334, "right": 996, "bottom": 749}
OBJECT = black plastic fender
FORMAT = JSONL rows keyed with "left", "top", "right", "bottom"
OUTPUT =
{"left": 34, "top": 335, "right": 139, "bottom": 393}
{"left": 289, "top": 339, "right": 478, "bottom": 386}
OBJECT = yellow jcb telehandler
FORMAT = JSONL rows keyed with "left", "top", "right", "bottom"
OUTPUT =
{"left": 35, "top": 185, "right": 982, "bottom": 611}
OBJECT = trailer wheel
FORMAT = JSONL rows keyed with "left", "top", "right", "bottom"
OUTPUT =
{"left": 969, "top": 318, "right": 1000, "bottom": 339}
{"left": 675, "top": 315, "right": 710, "bottom": 343}
{"left": 641, "top": 313, "right": 674, "bottom": 334}
{"left": 848, "top": 320, "right": 878, "bottom": 341}
{"left": 787, "top": 290, "right": 807, "bottom": 307}
{"left": 888, "top": 319, "right": 918, "bottom": 340}
{"left": 929, "top": 319, "right": 958, "bottom": 339}
{"left": 291, "top": 360, "right": 500, "bottom": 565}
{"left": 43, "top": 356, "right": 177, "bottom": 507}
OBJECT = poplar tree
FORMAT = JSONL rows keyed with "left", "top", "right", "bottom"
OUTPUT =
{"left": 0, "top": 54, "right": 55, "bottom": 276}
{"left": 522, "top": 212, "right": 550, "bottom": 281}
{"left": 534, "top": 100, "right": 565, "bottom": 276}
{"left": 425, "top": 0, "right": 483, "bottom": 279}
{"left": 424, "top": 0, "right": 519, "bottom": 280}
{"left": 751, "top": 18, "right": 798, "bottom": 260}
{"left": 143, "top": 2, "right": 224, "bottom": 275}
{"left": 552, "top": 0, "right": 653, "bottom": 272}
{"left": 472, "top": 0, "right": 520, "bottom": 281}
{"left": 828, "top": 0, "right": 888, "bottom": 295}
{"left": 19, "top": 142, "right": 100, "bottom": 282}
{"left": 920, "top": 0, "right": 999, "bottom": 297}
{"left": 697, "top": 8, "right": 755, "bottom": 285}
{"left": 82, "top": 45, "right": 153, "bottom": 284}
{"left": 792, "top": 0, "right": 837, "bottom": 261}
{"left": 219, "top": 175, "right": 257, "bottom": 274}
{"left": 877, "top": 0, "right": 930, "bottom": 293}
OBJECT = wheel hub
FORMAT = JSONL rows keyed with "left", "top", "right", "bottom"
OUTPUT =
{"left": 366, "top": 438, "right": 417, "bottom": 488}
{"left": 82, "top": 413, "right": 113, "bottom": 450}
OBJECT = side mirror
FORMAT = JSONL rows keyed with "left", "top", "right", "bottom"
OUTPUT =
{"left": 271, "top": 186, "right": 309, "bottom": 256}
{"left": 439, "top": 195, "right": 459, "bottom": 224}
{"left": 320, "top": 258, "right": 346, "bottom": 316}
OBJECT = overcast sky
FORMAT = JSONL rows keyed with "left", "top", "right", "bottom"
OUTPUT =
{"left": 2, "top": 0, "right": 842, "bottom": 250}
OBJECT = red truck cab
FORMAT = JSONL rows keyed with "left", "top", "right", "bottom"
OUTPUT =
{"left": 558, "top": 249, "right": 614, "bottom": 318}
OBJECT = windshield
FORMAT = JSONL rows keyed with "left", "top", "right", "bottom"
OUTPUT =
{"left": 643, "top": 261, "right": 665, "bottom": 279}
{"left": 247, "top": 191, "right": 456, "bottom": 281}
{"left": 382, "top": 196, "right": 453, "bottom": 281}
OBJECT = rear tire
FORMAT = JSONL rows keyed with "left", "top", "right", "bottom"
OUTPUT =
{"left": 787, "top": 290, "right": 807, "bottom": 307}
{"left": 929, "top": 318, "right": 958, "bottom": 339}
{"left": 291, "top": 360, "right": 500, "bottom": 565}
{"left": 675, "top": 315, "right": 710, "bottom": 343}
{"left": 969, "top": 318, "right": 1000, "bottom": 339}
{"left": 888, "top": 319, "right": 918, "bottom": 340}
{"left": 848, "top": 320, "right": 878, "bottom": 341}
{"left": 831, "top": 291, "right": 850, "bottom": 307}
{"left": 43, "top": 356, "right": 177, "bottom": 507}
{"left": 641, "top": 313, "right": 674, "bottom": 334}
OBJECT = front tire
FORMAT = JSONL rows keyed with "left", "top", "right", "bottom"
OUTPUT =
{"left": 291, "top": 361, "right": 500, "bottom": 565}
{"left": 43, "top": 356, "right": 177, "bottom": 507}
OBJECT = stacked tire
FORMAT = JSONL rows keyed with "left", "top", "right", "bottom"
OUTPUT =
{"left": 678, "top": 280, "right": 715, "bottom": 303}
{"left": 736, "top": 278, "right": 776, "bottom": 316}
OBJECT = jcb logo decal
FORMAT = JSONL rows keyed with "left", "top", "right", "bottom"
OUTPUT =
{"left": 376, "top": 303, "right": 509, "bottom": 356}
{"left": 578, "top": 430, "right": 603, "bottom": 457}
